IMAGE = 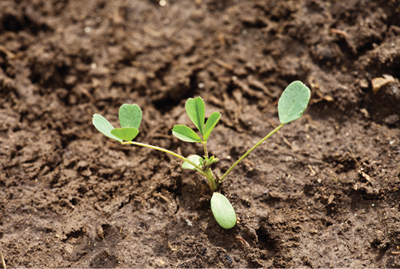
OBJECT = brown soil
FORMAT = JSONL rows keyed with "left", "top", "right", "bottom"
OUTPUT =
{"left": 1, "top": 0, "right": 400, "bottom": 267}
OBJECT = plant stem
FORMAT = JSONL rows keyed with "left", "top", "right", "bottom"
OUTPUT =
{"left": 219, "top": 123, "right": 284, "bottom": 182}
{"left": 122, "top": 141, "right": 206, "bottom": 176}
{"left": 123, "top": 140, "right": 219, "bottom": 192}
{"left": 204, "top": 168, "right": 218, "bottom": 192}
{"left": 203, "top": 142, "right": 209, "bottom": 159}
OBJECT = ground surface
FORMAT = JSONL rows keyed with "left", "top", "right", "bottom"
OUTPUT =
{"left": 1, "top": 0, "right": 400, "bottom": 267}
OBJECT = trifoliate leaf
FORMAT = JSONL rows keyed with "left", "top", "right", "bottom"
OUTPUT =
{"left": 92, "top": 114, "right": 122, "bottom": 142}
{"left": 203, "top": 112, "right": 221, "bottom": 141}
{"left": 172, "top": 125, "right": 203, "bottom": 143}
{"left": 185, "top": 97, "right": 206, "bottom": 137}
{"left": 278, "top": 81, "right": 311, "bottom": 124}
{"left": 110, "top": 127, "right": 139, "bottom": 142}
{"left": 119, "top": 104, "right": 142, "bottom": 129}
{"left": 182, "top": 154, "right": 202, "bottom": 170}
{"left": 210, "top": 192, "right": 237, "bottom": 229}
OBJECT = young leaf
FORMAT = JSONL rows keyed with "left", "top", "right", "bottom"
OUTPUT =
{"left": 204, "top": 156, "right": 219, "bottom": 168}
{"left": 92, "top": 114, "right": 122, "bottom": 142}
{"left": 203, "top": 112, "right": 221, "bottom": 141}
{"left": 110, "top": 127, "right": 139, "bottom": 142}
{"left": 185, "top": 97, "right": 206, "bottom": 137}
{"left": 278, "top": 81, "right": 311, "bottom": 124}
{"left": 172, "top": 125, "right": 203, "bottom": 143}
{"left": 119, "top": 104, "right": 142, "bottom": 129}
{"left": 210, "top": 192, "right": 237, "bottom": 229}
{"left": 182, "top": 154, "right": 202, "bottom": 170}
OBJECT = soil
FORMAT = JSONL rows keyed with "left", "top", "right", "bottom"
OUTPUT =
{"left": 1, "top": 0, "right": 400, "bottom": 267}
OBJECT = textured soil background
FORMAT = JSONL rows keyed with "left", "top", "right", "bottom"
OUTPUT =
{"left": 1, "top": 0, "right": 400, "bottom": 267}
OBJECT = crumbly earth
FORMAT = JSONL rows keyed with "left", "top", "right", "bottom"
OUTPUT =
{"left": 1, "top": 0, "right": 400, "bottom": 267}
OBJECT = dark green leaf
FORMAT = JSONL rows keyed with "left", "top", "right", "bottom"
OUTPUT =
{"left": 110, "top": 127, "right": 139, "bottom": 141}
{"left": 185, "top": 97, "right": 206, "bottom": 137}
{"left": 119, "top": 104, "right": 142, "bottom": 129}
{"left": 203, "top": 112, "right": 221, "bottom": 141}
{"left": 210, "top": 192, "right": 237, "bottom": 229}
{"left": 172, "top": 125, "right": 203, "bottom": 143}
{"left": 182, "top": 155, "right": 202, "bottom": 170}
{"left": 92, "top": 114, "right": 122, "bottom": 142}
{"left": 278, "top": 81, "right": 311, "bottom": 124}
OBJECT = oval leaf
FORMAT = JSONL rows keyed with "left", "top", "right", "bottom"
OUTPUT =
{"left": 110, "top": 127, "right": 139, "bottom": 141}
{"left": 278, "top": 81, "right": 311, "bottom": 124}
{"left": 182, "top": 154, "right": 202, "bottom": 170}
{"left": 172, "top": 125, "right": 202, "bottom": 143}
{"left": 203, "top": 112, "right": 221, "bottom": 141}
{"left": 119, "top": 104, "right": 142, "bottom": 129}
{"left": 185, "top": 97, "right": 206, "bottom": 136}
{"left": 210, "top": 192, "right": 237, "bottom": 229}
{"left": 92, "top": 114, "right": 122, "bottom": 142}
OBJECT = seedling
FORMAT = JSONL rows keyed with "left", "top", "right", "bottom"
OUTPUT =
{"left": 93, "top": 81, "right": 311, "bottom": 229}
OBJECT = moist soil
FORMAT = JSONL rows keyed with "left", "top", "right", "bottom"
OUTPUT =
{"left": 1, "top": 0, "right": 400, "bottom": 267}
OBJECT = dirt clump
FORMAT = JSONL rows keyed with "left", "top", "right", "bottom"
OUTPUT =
{"left": 1, "top": 0, "right": 400, "bottom": 267}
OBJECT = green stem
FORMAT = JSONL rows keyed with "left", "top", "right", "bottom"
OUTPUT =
{"left": 203, "top": 142, "right": 209, "bottom": 160}
{"left": 122, "top": 141, "right": 206, "bottom": 176}
{"left": 220, "top": 123, "right": 284, "bottom": 182}
{"left": 204, "top": 168, "right": 218, "bottom": 192}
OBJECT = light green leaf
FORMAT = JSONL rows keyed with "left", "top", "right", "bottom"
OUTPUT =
{"left": 278, "top": 81, "right": 311, "bottom": 124}
{"left": 204, "top": 156, "right": 219, "bottom": 168}
{"left": 92, "top": 114, "right": 122, "bottom": 142}
{"left": 185, "top": 97, "right": 206, "bottom": 137}
{"left": 203, "top": 112, "right": 221, "bottom": 141}
{"left": 110, "top": 127, "right": 139, "bottom": 141}
{"left": 182, "top": 155, "right": 202, "bottom": 170}
{"left": 119, "top": 104, "right": 142, "bottom": 129}
{"left": 210, "top": 192, "right": 237, "bottom": 229}
{"left": 172, "top": 125, "right": 203, "bottom": 143}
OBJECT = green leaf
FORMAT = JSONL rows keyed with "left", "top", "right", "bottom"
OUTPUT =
{"left": 182, "top": 155, "right": 202, "bottom": 170}
{"left": 185, "top": 97, "right": 206, "bottom": 137}
{"left": 278, "top": 81, "right": 311, "bottom": 124}
{"left": 203, "top": 112, "right": 221, "bottom": 141}
{"left": 210, "top": 193, "right": 237, "bottom": 229}
{"left": 119, "top": 104, "right": 142, "bottom": 129}
{"left": 172, "top": 125, "right": 203, "bottom": 143}
{"left": 111, "top": 127, "right": 139, "bottom": 141}
{"left": 92, "top": 114, "right": 122, "bottom": 142}
{"left": 204, "top": 156, "right": 219, "bottom": 168}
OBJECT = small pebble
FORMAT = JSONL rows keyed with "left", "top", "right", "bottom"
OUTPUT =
{"left": 384, "top": 114, "right": 399, "bottom": 125}
{"left": 359, "top": 79, "right": 369, "bottom": 89}
{"left": 226, "top": 254, "right": 233, "bottom": 265}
